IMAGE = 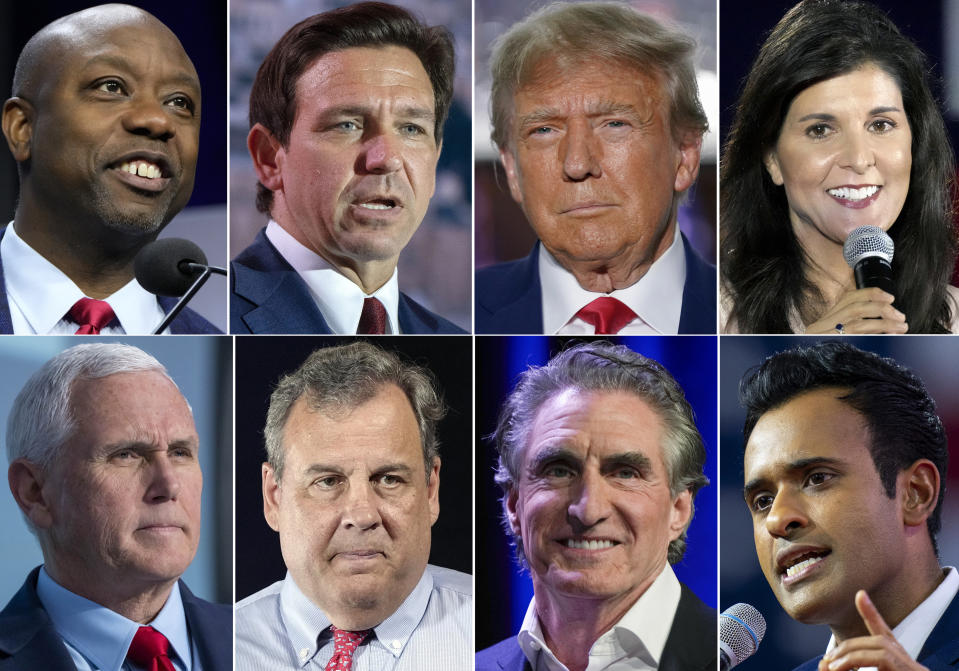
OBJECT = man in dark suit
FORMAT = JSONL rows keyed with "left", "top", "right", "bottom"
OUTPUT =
{"left": 476, "top": 2, "right": 715, "bottom": 335}
{"left": 0, "top": 343, "right": 231, "bottom": 670}
{"left": 740, "top": 342, "right": 959, "bottom": 671}
{"left": 476, "top": 341, "right": 716, "bottom": 671}
{"left": 0, "top": 4, "right": 219, "bottom": 334}
{"left": 231, "top": 2, "right": 465, "bottom": 334}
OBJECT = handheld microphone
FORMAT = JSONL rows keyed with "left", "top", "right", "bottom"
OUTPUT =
{"left": 842, "top": 225, "right": 894, "bottom": 295}
{"left": 134, "top": 237, "right": 226, "bottom": 334}
{"left": 720, "top": 603, "right": 766, "bottom": 671}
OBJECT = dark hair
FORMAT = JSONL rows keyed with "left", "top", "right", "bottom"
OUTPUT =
{"left": 721, "top": 0, "right": 957, "bottom": 333}
{"left": 248, "top": 1, "right": 455, "bottom": 214}
{"left": 740, "top": 341, "right": 949, "bottom": 552}
{"left": 493, "top": 341, "right": 708, "bottom": 566}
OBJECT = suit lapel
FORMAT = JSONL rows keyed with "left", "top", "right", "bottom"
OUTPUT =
{"left": 659, "top": 584, "right": 717, "bottom": 671}
{"left": 0, "top": 568, "right": 77, "bottom": 671}
{"left": 477, "top": 244, "right": 543, "bottom": 333}
{"left": 0, "top": 227, "right": 15, "bottom": 334}
{"left": 917, "top": 591, "right": 959, "bottom": 669}
{"left": 677, "top": 234, "right": 717, "bottom": 334}
{"left": 180, "top": 582, "right": 231, "bottom": 671}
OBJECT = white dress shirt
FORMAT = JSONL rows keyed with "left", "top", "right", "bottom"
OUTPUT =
{"left": 518, "top": 563, "right": 682, "bottom": 671}
{"left": 539, "top": 225, "right": 686, "bottom": 334}
{"left": 265, "top": 220, "right": 401, "bottom": 334}
{"left": 823, "top": 566, "right": 959, "bottom": 670}
{"left": 35, "top": 566, "right": 200, "bottom": 671}
{"left": 1, "top": 222, "right": 168, "bottom": 334}
{"left": 235, "top": 564, "right": 472, "bottom": 671}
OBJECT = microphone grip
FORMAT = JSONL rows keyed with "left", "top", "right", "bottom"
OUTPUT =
{"left": 853, "top": 256, "right": 894, "bottom": 294}
{"left": 720, "top": 650, "right": 732, "bottom": 671}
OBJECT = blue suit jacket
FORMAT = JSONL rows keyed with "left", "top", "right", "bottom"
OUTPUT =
{"left": 791, "top": 591, "right": 959, "bottom": 671}
{"left": 476, "top": 583, "right": 716, "bottom": 671}
{"left": 230, "top": 228, "right": 467, "bottom": 334}
{"left": 475, "top": 235, "right": 716, "bottom": 334}
{"left": 0, "top": 567, "right": 232, "bottom": 671}
{"left": 0, "top": 227, "right": 219, "bottom": 334}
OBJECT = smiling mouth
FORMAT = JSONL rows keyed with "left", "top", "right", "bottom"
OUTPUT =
{"left": 563, "top": 538, "right": 619, "bottom": 550}
{"left": 356, "top": 198, "right": 399, "bottom": 211}
{"left": 118, "top": 160, "right": 164, "bottom": 180}
{"left": 827, "top": 185, "right": 880, "bottom": 201}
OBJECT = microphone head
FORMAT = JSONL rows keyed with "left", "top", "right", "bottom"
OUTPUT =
{"left": 843, "top": 225, "right": 894, "bottom": 268}
{"left": 134, "top": 237, "right": 209, "bottom": 297}
{"left": 720, "top": 603, "right": 766, "bottom": 669}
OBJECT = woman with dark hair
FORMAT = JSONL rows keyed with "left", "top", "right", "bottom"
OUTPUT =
{"left": 720, "top": 0, "right": 959, "bottom": 333}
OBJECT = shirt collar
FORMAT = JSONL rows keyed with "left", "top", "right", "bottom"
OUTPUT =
{"left": 538, "top": 225, "right": 686, "bottom": 334}
{"left": 36, "top": 566, "right": 192, "bottom": 671}
{"left": 265, "top": 220, "right": 400, "bottom": 334}
{"left": 2, "top": 221, "right": 167, "bottom": 334}
{"left": 279, "top": 568, "right": 432, "bottom": 667}
{"left": 517, "top": 563, "right": 681, "bottom": 670}
{"left": 825, "top": 566, "right": 959, "bottom": 663}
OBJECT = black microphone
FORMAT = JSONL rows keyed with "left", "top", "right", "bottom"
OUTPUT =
{"left": 720, "top": 603, "right": 766, "bottom": 671}
{"left": 134, "top": 237, "right": 226, "bottom": 334}
{"left": 843, "top": 225, "right": 895, "bottom": 295}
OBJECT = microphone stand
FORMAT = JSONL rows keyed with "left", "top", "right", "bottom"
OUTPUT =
{"left": 151, "top": 263, "right": 227, "bottom": 334}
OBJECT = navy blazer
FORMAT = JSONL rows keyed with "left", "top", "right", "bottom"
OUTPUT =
{"left": 0, "top": 227, "right": 220, "bottom": 334}
{"left": 0, "top": 567, "right": 232, "bottom": 671}
{"left": 475, "top": 234, "right": 716, "bottom": 334}
{"left": 791, "top": 590, "right": 959, "bottom": 671}
{"left": 476, "top": 583, "right": 717, "bottom": 671}
{"left": 230, "top": 228, "right": 467, "bottom": 334}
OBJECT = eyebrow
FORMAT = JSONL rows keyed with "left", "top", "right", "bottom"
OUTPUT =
{"left": 101, "top": 437, "right": 198, "bottom": 452}
{"left": 82, "top": 53, "right": 200, "bottom": 92}
{"left": 517, "top": 102, "right": 643, "bottom": 129}
{"left": 743, "top": 456, "right": 845, "bottom": 501}
{"left": 527, "top": 446, "right": 652, "bottom": 472}
{"left": 795, "top": 106, "right": 903, "bottom": 123}
{"left": 302, "top": 462, "right": 415, "bottom": 476}
{"left": 320, "top": 104, "right": 435, "bottom": 122}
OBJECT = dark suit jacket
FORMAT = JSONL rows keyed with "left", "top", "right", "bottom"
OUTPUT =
{"left": 0, "top": 567, "right": 232, "bottom": 671}
{"left": 475, "top": 234, "right": 716, "bottom": 334}
{"left": 791, "top": 591, "right": 959, "bottom": 671}
{"left": 0, "top": 227, "right": 220, "bottom": 334}
{"left": 230, "top": 228, "right": 467, "bottom": 334}
{"left": 475, "top": 583, "right": 717, "bottom": 671}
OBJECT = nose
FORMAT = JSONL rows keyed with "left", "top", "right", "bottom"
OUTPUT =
{"left": 122, "top": 96, "right": 175, "bottom": 141}
{"left": 363, "top": 132, "right": 403, "bottom": 174}
{"left": 145, "top": 455, "right": 181, "bottom": 502}
{"left": 838, "top": 129, "right": 875, "bottom": 174}
{"left": 566, "top": 468, "right": 611, "bottom": 530}
{"left": 764, "top": 487, "right": 808, "bottom": 538}
{"left": 562, "top": 121, "right": 602, "bottom": 182}
{"left": 341, "top": 480, "right": 382, "bottom": 531}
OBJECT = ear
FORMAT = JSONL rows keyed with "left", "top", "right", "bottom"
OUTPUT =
{"left": 247, "top": 123, "right": 285, "bottom": 194}
{"left": 427, "top": 456, "right": 441, "bottom": 525}
{"left": 764, "top": 149, "right": 784, "bottom": 186}
{"left": 673, "top": 131, "right": 702, "bottom": 193}
{"left": 261, "top": 462, "right": 282, "bottom": 532}
{"left": 899, "top": 459, "right": 939, "bottom": 529}
{"left": 8, "top": 458, "right": 53, "bottom": 529}
{"left": 2, "top": 97, "right": 34, "bottom": 162}
{"left": 667, "top": 489, "right": 693, "bottom": 542}
{"left": 504, "top": 485, "right": 521, "bottom": 536}
{"left": 499, "top": 147, "right": 525, "bottom": 206}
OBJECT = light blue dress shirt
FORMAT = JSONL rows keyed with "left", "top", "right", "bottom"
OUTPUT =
{"left": 235, "top": 564, "right": 472, "bottom": 670}
{"left": 35, "top": 566, "right": 201, "bottom": 671}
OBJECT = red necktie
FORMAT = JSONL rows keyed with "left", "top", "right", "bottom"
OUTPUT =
{"left": 69, "top": 298, "right": 116, "bottom": 334}
{"left": 325, "top": 626, "right": 371, "bottom": 671}
{"left": 575, "top": 297, "right": 638, "bottom": 334}
{"left": 357, "top": 297, "right": 387, "bottom": 334}
{"left": 127, "top": 626, "right": 175, "bottom": 671}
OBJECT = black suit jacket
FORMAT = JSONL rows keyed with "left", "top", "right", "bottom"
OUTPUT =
{"left": 791, "top": 590, "right": 959, "bottom": 671}
{"left": 475, "top": 235, "right": 716, "bottom": 334}
{"left": 476, "top": 583, "right": 717, "bottom": 671}
{"left": 0, "top": 567, "right": 232, "bottom": 671}
{"left": 0, "top": 227, "right": 220, "bottom": 334}
{"left": 230, "top": 228, "right": 466, "bottom": 334}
